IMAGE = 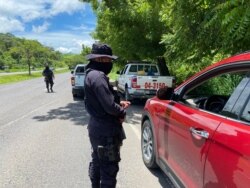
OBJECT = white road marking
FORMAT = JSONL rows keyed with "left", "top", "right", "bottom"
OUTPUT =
{"left": 125, "top": 122, "right": 141, "bottom": 140}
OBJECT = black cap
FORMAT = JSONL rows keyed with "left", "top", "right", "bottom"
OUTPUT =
{"left": 86, "top": 43, "right": 118, "bottom": 60}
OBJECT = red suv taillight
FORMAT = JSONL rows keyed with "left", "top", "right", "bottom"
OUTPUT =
{"left": 71, "top": 77, "right": 75, "bottom": 86}
{"left": 131, "top": 76, "right": 140, "bottom": 88}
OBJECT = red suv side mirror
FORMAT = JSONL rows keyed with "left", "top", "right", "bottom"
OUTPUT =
{"left": 156, "top": 86, "right": 174, "bottom": 100}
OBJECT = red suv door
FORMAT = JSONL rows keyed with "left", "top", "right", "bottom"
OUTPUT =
{"left": 157, "top": 100, "right": 222, "bottom": 187}
{"left": 156, "top": 69, "right": 250, "bottom": 187}
{"left": 204, "top": 76, "right": 250, "bottom": 187}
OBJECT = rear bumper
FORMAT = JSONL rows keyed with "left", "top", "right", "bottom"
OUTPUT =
{"left": 129, "top": 89, "right": 156, "bottom": 99}
{"left": 72, "top": 86, "right": 84, "bottom": 96}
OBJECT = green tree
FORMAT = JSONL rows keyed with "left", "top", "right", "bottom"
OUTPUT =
{"left": 9, "top": 46, "right": 23, "bottom": 65}
{"left": 80, "top": 0, "right": 167, "bottom": 60}
{"left": 81, "top": 44, "right": 91, "bottom": 56}
{"left": 22, "top": 40, "right": 35, "bottom": 75}
{"left": 63, "top": 54, "right": 87, "bottom": 69}
{"left": 80, "top": 0, "right": 250, "bottom": 83}
{"left": 0, "top": 33, "right": 65, "bottom": 72}
{"left": 206, "top": 0, "right": 250, "bottom": 54}
{"left": 0, "top": 33, "right": 16, "bottom": 51}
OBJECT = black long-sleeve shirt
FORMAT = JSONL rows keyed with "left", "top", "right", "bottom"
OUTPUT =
{"left": 84, "top": 69, "right": 125, "bottom": 137}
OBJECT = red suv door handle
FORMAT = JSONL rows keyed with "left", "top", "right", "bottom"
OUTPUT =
{"left": 190, "top": 127, "right": 209, "bottom": 139}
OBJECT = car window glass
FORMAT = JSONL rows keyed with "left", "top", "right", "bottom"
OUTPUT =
{"left": 182, "top": 71, "right": 247, "bottom": 115}
{"left": 232, "top": 76, "right": 250, "bottom": 123}
{"left": 151, "top": 65, "right": 159, "bottom": 75}
{"left": 144, "top": 65, "right": 150, "bottom": 73}
{"left": 123, "top": 66, "right": 128, "bottom": 74}
{"left": 222, "top": 75, "right": 250, "bottom": 119}
{"left": 129, "top": 65, "right": 137, "bottom": 73}
{"left": 120, "top": 67, "right": 125, "bottom": 74}
{"left": 76, "top": 66, "right": 85, "bottom": 73}
{"left": 151, "top": 66, "right": 158, "bottom": 73}
{"left": 240, "top": 97, "right": 250, "bottom": 123}
{"left": 138, "top": 65, "right": 144, "bottom": 71}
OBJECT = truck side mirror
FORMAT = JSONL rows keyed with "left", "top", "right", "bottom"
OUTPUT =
{"left": 71, "top": 70, "right": 74, "bottom": 74}
{"left": 116, "top": 71, "right": 120, "bottom": 74}
{"left": 156, "top": 86, "right": 174, "bottom": 100}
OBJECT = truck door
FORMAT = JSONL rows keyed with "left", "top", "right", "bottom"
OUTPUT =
{"left": 117, "top": 65, "right": 128, "bottom": 91}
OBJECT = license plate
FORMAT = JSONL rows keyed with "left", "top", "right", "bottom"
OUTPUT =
{"left": 144, "top": 82, "right": 166, "bottom": 89}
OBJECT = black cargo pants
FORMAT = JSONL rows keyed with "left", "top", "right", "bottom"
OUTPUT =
{"left": 45, "top": 78, "right": 54, "bottom": 91}
{"left": 89, "top": 135, "right": 121, "bottom": 188}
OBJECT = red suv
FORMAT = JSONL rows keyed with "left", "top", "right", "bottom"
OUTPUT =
{"left": 141, "top": 52, "right": 250, "bottom": 188}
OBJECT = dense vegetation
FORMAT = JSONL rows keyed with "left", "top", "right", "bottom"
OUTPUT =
{"left": 0, "top": 33, "right": 88, "bottom": 74}
{"left": 1, "top": 1, "right": 249, "bottom": 85}
{"left": 81, "top": 0, "right": 250, "bottom": 84}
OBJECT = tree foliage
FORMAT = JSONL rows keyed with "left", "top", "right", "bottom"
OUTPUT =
{"left": 162, "top": 0, "right": 250, "bottom": 61}
{"left": 0, "top": 33, "right": 65, "bottom": 74}
{"left": 81, "top": 0, "right": 250, "bottom": 83}
{"left": 81, "top": 0, "right": 167, "bottom": 60}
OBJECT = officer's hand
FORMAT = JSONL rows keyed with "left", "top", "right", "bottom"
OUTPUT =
{"left": 119, "top": 117, "right": 125, "bottom": 124}
{"left": 120, "top": 101, "right": 131, "bottom": 109}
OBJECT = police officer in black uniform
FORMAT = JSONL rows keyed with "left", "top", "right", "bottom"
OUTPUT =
{"left": 42, "top": 65, "right": 54, "bottom": 92}
{"left": 84, "top": 43, "right": 130, "bottom": 188}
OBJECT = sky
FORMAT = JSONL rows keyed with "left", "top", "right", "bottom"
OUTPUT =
{"left": 0, "top": 0, "right": 97, "bottom": 54}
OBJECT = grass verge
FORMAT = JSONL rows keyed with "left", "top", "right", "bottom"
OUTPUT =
{"left": 0, "top": 68, "right": 69, "bottom": 85}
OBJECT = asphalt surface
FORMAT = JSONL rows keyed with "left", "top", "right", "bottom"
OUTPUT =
{"left": 0, "top": 72, "right": 174, "bottom": 188}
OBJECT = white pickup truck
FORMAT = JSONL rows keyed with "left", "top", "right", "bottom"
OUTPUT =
{"left": 71, "top": 64, "right": 87, "bottom": 98}
{"left": 116, "top": 61, "right": 174, "bottom": 101}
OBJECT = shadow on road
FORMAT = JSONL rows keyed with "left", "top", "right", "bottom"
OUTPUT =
{"left": 124, "top": 99, "right": 146, "bottom": 125}
{"left": 149, "top": 168, "right": 176, "bottom": 188}
{"left": 32, "top": 98, "right": 147, "bottom": 127}
{"left": 33, "top": 98, "right": 89, "bottom": 126}
{"left": 125, "top": 99, "right": 176, "bottom": 188}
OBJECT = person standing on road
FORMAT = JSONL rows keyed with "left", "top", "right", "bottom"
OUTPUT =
{"left": 84, "top": 43, "right": 130, "bottom": 188}
{"left": 42, "top": 65, "right": 54, "bottom": 93}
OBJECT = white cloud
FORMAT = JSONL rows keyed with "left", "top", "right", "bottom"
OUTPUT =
{"left": 50, "top": 0, "right": 86, "bottom": 15}
{"left": 0, "top": 0, "right": 95, "bottom": 54}
{"left": 0, "top": 1, "right": 48, "bottom": 22}
{"left": 0, "top": 16, "right": 24, "bottom": 32}
{"left": 72, "top": 38, "right": 93, "bottom": 48}
{"left": 15, "top": 31, "right": 95, "bottom": 54}
{"left": 70, "top": 24, "right": 89, "bottom": 31}
{"left": 32, "top": 22, "right": 50, "bottom": 33}
{"left": 56, "top": 47, "right": 73, "bottom": 53}
{"left": 0, "top": 0, "right": 86, "bottom": 24}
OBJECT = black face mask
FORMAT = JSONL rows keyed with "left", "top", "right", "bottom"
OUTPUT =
{"left": 87, "top": 61, "right": 113, "bottom": 75}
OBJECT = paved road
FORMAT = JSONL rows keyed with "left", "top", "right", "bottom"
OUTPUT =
{"left": 0, "top": 73, "right": 173, "bottom": 188}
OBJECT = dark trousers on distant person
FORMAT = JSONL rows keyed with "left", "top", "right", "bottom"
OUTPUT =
{"left": 89, "top": 135, "right": 120, "bottom": 188}
{"left": 45, "top": 78, "right": 54, "bottom": 92}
